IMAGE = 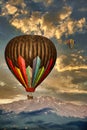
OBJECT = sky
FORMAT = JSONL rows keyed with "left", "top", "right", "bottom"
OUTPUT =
{"left": 0, "top": 0, "right": 87, "bottom": 104}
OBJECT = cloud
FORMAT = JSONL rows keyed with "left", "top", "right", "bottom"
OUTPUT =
{"left": 0, "top": 81, "right": 6, "bottom": 87}
{"left": 5, "top": 4, "right": 17, "bottom": 15}
{"left": 10, "top": 10, "right": 58, "bottom": 37}
{"left": 32, "top": 0, "right": 53, "bottom": 6}
{"left": 43, "top": 72, "right": 87, "bottom": 95}
{"left": 56, "top": 65, "right": 87, "bottom": 72}
{"left": 0, "top": 94, "right": 26, "bottom": 104}
{"left": 78, "top": 7, "right": 87, "bottom": 12}
{"left": 10, "top": 6, "right": 86, "bottom": 40}
{"left": 0, "top": 0, "right": 26, "bottom": 16}
{"left": 55, "top": 51, "right": 87, "bottom": 72}
{"left": 10, "top": 11, "right": 43, "bottom": 35}
{"left": 55, "top": 55, "right": 87, "bottom": 72}
{"left": 59, "top": 6, "right": 72, "bottom": 20}
{"left": 8, "top": 0, "right": 25, "bottom": 6}
{"left": 0, "top": 1, "right": 86, "bottom": 40}
{"left": 55, "top": 17, "right": 86, "bottom": 39}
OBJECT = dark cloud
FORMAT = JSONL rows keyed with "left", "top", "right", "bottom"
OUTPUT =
{"left": 57, "top": 92, "right": 87, "bottom": 104}
{"left": 0, "top": 85, "right": 22, "bottom": 99}
{"left": 71, "top": 70, "right": 87, "bottom": 85}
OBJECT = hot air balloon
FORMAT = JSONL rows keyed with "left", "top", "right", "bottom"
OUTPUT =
{"left": 5, "top": 35, "right": 57, "bottom": 97}
{"left": 65, "top": 39, "right": 75, "bottom": 49}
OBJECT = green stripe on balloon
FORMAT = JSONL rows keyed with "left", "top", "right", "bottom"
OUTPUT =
{"left": 34, "top": 66, "right": 45, "bottom": 87}
{"left": 32, "top": 56, "right": 41, "bottom": 87}
{"left": 26, "top": 66, "right": 32, "bottom": 87}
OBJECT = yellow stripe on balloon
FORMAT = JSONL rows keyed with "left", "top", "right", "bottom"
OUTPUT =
{"left": 15, "top": 67, "right": 27, "bottom": 88}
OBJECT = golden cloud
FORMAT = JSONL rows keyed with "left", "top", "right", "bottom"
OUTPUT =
{"left": 1, "top": 1, "right": 26, "bottom": 16}
{"left": 55, "top": 55, "right": 87, "bottom": 72}
{"left": 0, "top": 1, "right": 84, "bottom": 40}
{"left": 55, "top": 17, "right": 86, "bottom": 39}
{"left": 59, "top": 6, "right": 72, "bottom": 20}
{"left": 43, "top": 72, "right": 87, "bottom": 95}
{"left": 5, "top": 4, "right": 17, "bottom": 15}
{"left": 11, "top": 13, "right": 86, "bottom": 40}
{"left": 11, "top": 11, "right": 43, "bottom": 35}
{"left": 56, "top": 64, "right": 87, "bottom": 72}
{"left": 0, "top": 94, "right": 26, "bottom": 104}
{"left": 57, "top": 89, "right": 87, "bottom": 94}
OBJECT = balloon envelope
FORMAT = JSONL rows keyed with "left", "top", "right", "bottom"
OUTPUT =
{"left": 5, "top": 35, "right": 57, "bottom": 92}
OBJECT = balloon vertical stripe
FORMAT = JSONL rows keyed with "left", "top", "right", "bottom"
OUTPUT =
{"left": 15, "top": 67, "right": 27, "bottom": 88}
{"left": 34, "top": 67, "right": 45, "bottom": 86}
{"left": 7, "top": 57, "right": 27, "bottom": 88}
{"left": 32, "top": 56, "right": 41, "bottom": 87}
{"left": 18, "top": 56, "right": 28, "bottom": 86}
{"left": 26, "top": 66, "right": 31, "bottom": 87}
{"left": 35, "top": 58, "right": 53, "bottom": 87}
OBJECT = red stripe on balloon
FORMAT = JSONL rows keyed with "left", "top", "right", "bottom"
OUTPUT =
{"left": 17, "top": 56, "right": 28, "bottom": 86}
{"left": 7, "top": 57, "right": 26, "bottom": 88}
